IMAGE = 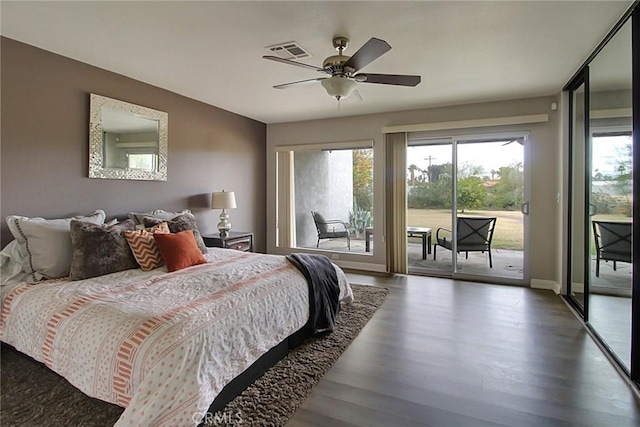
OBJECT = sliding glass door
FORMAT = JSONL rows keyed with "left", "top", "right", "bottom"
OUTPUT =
{"left": 565, "top": 10, "right": 636, "bottom": 377}
{"left": 406, "top": 139, "right": 454, "bottom": 275}
{"left": 587, "top": 17, "right": 633, "bottom": 370}
{"left": 568, "top": 77, "right": 588, "bottom": 313}
{"left": 407, "top": 135, "right": 527, "bottom": 284}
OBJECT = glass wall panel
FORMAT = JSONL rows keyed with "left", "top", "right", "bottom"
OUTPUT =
{"left": 455, "top": 139, "right": 525, "bottom": 281}
{"left": 407, "top": 140, "right": 453, "bottom": 275}
{"left": 587, "top": 19, "right": 633, "bottom": 370}
{"left": 276, "top": 145, "right": 374, "bottom": 254}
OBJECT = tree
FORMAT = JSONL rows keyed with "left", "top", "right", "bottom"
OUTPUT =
{"left": 457, "top": 176, "right": 485, "bottom": 213}
{"left": 486, "top": 162, "right": 523, "bottom": 210}
{"left": 611, "top": 143, "right": 632, "bottom": 216}
{"left": 353, "top": 149, "right": 374, "bottom": 211}
{"left": 407, "top": 162, "right": 452, "bottom": 209}
{"left": 408, "top": 164, "right": 419, "bottom": 186}
{"left": 457, "top": 161, "right": 485, "bottom": 179}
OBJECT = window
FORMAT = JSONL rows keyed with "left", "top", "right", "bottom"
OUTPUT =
{"left": 126, "top": 153, "right": 157, "bottom": 171}
{"left": 275, "top": 141, "right": 374, "bottom": 254}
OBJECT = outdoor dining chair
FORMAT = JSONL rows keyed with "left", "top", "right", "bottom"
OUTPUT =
{"left": 433, "top": 216, "right": 497, "bottom": 267}
{"left": 592, "top": 220, "right": 632, "bottom": 277}
{"left": 311, "top": 211, "right": 351, "bottom": 250}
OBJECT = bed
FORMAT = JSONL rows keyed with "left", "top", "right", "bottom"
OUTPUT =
{"left": 1, "top": 245, "right": 353, "bottom": 426}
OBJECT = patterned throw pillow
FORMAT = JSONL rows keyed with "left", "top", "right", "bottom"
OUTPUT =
{"left": 124, "top": 222, "right": 170, "bottom": 271}
{"left": 69, "top": 219, "right": 138, "bottom": 281}
{"left": 153, "top": 230, "right": 207, "bottom": 272}
{"left": 142, "top": 213, "right": 207, "bottom": 254}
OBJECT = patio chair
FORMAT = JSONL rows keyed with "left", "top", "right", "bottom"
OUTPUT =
{"left": 592, "top": 220, "right": 632, "bottom": 277}
{"left": 433, "top": 216, "right": 497, "bottom": 267}
{"left": 311, "top": 211, "right": 351, "bottom": 250}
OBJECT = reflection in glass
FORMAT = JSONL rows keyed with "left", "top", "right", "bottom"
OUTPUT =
{"left": 587, "top": 19, "right": 632, "bottom": 371}
{"left": 102, "top": 108, "right": 159, "bottom": 171}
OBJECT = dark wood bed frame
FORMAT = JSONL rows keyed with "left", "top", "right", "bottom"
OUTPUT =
{"left": 199, "top": 325, "right": 312, "bottom": 425}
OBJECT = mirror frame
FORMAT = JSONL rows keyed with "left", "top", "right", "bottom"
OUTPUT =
{"left": 89, "top": 93, "right": 168, "bottom": 181}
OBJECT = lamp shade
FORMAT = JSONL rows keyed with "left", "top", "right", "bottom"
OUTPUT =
{"left": 320, "top": 76, "right": 357, "bottom": 100}
{"left": 211, "top": 190, "right": 237, "bottom": 209}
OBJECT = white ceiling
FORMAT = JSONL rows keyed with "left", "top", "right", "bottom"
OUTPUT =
{"left": 0, "top": 1, "right": 633, "bottom": 124}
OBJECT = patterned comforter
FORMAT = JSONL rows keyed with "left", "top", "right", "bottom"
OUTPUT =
{"left": 0, "top": 248, "right": 353, "bottom": 426}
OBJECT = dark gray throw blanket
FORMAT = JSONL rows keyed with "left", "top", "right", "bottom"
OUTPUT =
{"left": 287, "top": 253, "right": 340, "bottom": 334}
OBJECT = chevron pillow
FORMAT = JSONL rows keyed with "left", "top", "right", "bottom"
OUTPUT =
{"left": 124, "top": 222, "right": 170, "bottom": 271}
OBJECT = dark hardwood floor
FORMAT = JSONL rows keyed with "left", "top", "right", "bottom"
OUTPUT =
{"left": 287, "top": 273, "right": 640, "bottom": 427}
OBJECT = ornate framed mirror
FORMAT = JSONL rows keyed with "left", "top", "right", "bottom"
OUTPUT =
{"left": 89, "top": 94, "right": 168, "bottom": 181}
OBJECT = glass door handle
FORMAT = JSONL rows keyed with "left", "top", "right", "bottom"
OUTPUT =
{"left": 521, "top": 202, "right": 530, "bottom": 215}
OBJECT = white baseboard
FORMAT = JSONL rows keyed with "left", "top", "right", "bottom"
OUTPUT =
{"left": 571, "top": 282, "right": 585, "bottom": 293}
{"left": 333, "top": 260, "right": 388, "bottom": 273}
{"left": 531, "top": 279, "right": 561, "bottom": 294}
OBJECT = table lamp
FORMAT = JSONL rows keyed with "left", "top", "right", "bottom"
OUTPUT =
{"left": 211, "top": 190, "right": 237, "bottom": 237}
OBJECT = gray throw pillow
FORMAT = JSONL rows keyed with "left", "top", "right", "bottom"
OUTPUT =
{"left": 142, "top": 213, "right": 207, "bottom": 254}
{"left": 128, "top": 209, "right": 191, "bottom": 228}
{"left": 69, "top": 219, "right": 138, "bottom": 281}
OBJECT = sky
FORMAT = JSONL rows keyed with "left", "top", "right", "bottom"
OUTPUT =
{"left": 592, "top": 135, "right": 632, "bottom": 176}
{"left": 407, "top": 135, "right": 632, "bottom": 178}
{"left": 407, "top": 141, "right": 523, "bottom": 177}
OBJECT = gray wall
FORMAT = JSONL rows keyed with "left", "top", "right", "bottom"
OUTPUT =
{"left": 294, "top": 150, "right": 353, "bottom": 247}
{"left": 1, "top": 38, "right": 267, "bottom": 250}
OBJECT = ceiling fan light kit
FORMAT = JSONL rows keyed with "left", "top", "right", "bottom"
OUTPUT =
{"left": 320, "top": 76, "right": 357, "bottom": 100}
{"left": 263, "top": 36, "right": 421, "bottom": 102}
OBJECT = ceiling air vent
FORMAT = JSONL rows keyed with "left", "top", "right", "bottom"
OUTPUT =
{"left": 265, "top": 41, "right": 311, "bottom": 60}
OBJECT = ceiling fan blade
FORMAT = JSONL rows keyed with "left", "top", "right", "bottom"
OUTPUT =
{"left": 263, "top": 55, "right": 329, "bottom": 74}
{"left": 273, "top": 77, "right": 326, "bottom": 89}
{"left": 355, "top": 73, "right": 421, "bottom": 86}
{"left": 343, "top": 38, "right": 391, "bottom": 72}
{"left": 501, "top": 138, "right": 525, "bottom": 146}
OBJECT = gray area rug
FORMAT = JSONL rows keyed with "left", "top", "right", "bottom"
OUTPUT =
{"left": 1, "top": 283, "right": 388, "bottom": 426}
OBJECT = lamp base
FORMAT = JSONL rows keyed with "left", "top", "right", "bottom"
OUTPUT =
{"left": 217, "top": 209, "right": 231, "bottom": 237}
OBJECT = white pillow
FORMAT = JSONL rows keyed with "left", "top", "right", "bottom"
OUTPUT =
{"left": 0, "top": 240, "right": 28, "bottom": 288}
{"left": 128, "top": 209, "right": 191, "bottom": 228}
{"left": 6, "top": 210, "right": 106, "bottom": 282}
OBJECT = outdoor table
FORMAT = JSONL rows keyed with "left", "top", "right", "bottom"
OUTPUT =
{"left": 365, "top": 227, "right": 432, "bottom": 259}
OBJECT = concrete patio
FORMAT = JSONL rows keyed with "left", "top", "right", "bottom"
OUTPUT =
{"left": 306, "top": 236, "right": 524, "bottom": 280}
{"left": 305, "top": 236, "right": 632, "bottom": 291}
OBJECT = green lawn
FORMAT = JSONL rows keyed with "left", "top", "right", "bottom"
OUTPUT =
{"left": 408, "top": 208, "right": 524, "bottom": 250}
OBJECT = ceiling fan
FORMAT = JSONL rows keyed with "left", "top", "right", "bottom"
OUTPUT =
{"left": 263, "top": 36, "right": 421, "bottom": 101}
{"left": 501, "top": 138, "right": 526, "bottom": 146}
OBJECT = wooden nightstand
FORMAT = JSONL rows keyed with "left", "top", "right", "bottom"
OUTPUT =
{"left": 202, "top": 232, "right": 254, "bottom": 252}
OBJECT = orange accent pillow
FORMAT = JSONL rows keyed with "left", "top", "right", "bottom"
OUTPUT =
{"left": 153, "top": 230, "right": 207, "bottom": 272}
{"left": 123, "top": 222, "right": 170, "bottom": 271}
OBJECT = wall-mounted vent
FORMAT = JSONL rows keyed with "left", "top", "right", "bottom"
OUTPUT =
{"left": 265, "top": 41, "right": 311, "bottom": 60}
